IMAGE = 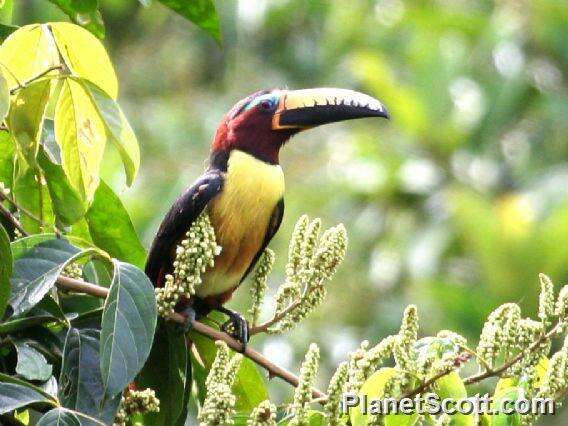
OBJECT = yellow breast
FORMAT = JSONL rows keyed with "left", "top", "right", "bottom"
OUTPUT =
{"left": 196, "top": 150, "right": 285, "bottom": 298}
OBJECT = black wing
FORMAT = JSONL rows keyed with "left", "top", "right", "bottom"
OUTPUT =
{"left": 145, "top": 169, "right": 224, "bottom": 286}
{"left": 240, "top": 198, "right": 284, "bottom": 284}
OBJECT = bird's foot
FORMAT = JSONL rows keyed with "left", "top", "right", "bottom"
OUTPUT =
{"left": 176, "top": 306, "right": 196, "bottom": 334}
{"left": 218, "top": 307, "right": 249, "bottom": 352}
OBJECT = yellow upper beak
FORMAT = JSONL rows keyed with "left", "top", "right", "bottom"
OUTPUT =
{"left": 272, "top": 88, "right": 389, "bottom": 130}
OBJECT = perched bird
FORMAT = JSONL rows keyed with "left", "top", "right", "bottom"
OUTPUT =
{"left": 145, "top": 88, "right": 389, "bottom": 347}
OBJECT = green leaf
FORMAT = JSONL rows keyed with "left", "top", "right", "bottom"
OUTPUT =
{"left": 0, "top": 24, "right": 17, "bottom": 42}
{"left": 0, "top": 223, "right": 12, "bottom": 318}
{"left": 191, "top": 329, "right": 269, "bottom": 412}
{"left": 59, "top": 328, "right": 122, "bottom": 424}
{"left": 434, "top": 372, "right": 474, "bottom": 426}
{"left": 37, "top": 408, "right": 81, "bottom": 426}
{"left": 13, "top": 168, "right": 54, "bottom": 234}
{"left": 14, "top": 340, "right": 53, "bottom": 381}
{"left": 85, "top": 181, "right": 146, "bottom": 268}
{"left": 10, "top": 234, "right": 59, "bottom": 259}
{"left": 54, "top": 77, "right": 107, "bottom": 203}
{"left": 49, "top": 23, "right": 115, "bottom": 97}
{"left": 9, "top": 238, "right": 95, "bottom": 316}
{"left": 8, "top": 80, "right": 52, "bottom": 166}
{"left": 0, "top": 24, "right": 59, "bottom": 89}
{"left": 100, "top": 260, "right": 157, "bottom": 397}
{"left": 0, "top": 132, "right": 15, "bottom": 190}
{"left": 137, "top": 322, "right": 188, "bottom": 426}
{"left": 0, "top": 382, "right": 56, "bottom": 414}
{"left": 0, "top": 68, "right": 9, "bottom": 121}
{"left": 0, "top": 314, "right": 55, "bottom": 335}
{"left": 158, "top": 0, "right": 221, "bottom": 43}
{"left": 38, "top": 149, "right": 86, "bottom": 225}
{"left": 351, "top": 368, "right": 419, "bottom": 426}
{"left": 492, "top": 387, "right": 521, "bottom": 426}
{"left": 81, "top": 80, "right": 139, "bottom": 186}
{"left": 48, "top": 1, "right": 105, "bottom": 39}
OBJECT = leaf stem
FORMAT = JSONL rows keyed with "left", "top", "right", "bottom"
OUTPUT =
{"left": 9, "top": 65, "right": 63, "bottom": 95}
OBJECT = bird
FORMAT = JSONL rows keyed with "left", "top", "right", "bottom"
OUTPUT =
{"left": 145, "top": 87, "right": 389, "bottom": 348}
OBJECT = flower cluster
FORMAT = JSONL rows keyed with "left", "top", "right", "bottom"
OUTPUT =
{"left": 324, "top": 361, "right": 348, "bottom": 424}
{"left": 248, "top": 249, "right": 275, "bottom": 326}
{"left": 62, "top": 262, "right": 83, "bottom": 280}
{"left": 155, "top": 212, "right": 221, "bottom": 318}
{"left": 247, "top": 400, "right": 277, "bottom": 426}
{"left": 199, "top": 341, "right": 243, "bottom": 426}
{"left": 269, "top": 215, "right": 347, "bottom": 333}
{"left": 290, "top": 343, "right": 320, "bottom": 426}
{"left": 114, "top": 388, "right": 160, "bottom": 426}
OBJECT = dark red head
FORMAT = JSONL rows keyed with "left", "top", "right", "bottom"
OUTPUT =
{"left": 211, "top": 88, "right": 390, "bottom": 165}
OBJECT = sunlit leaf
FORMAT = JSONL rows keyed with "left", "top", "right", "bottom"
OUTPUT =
{"left": 49, "top": 22, "right": 117, "bottom": 98}
{"left": 137, "top": 322, "right": 188, "bottom": 426}
{"left": 158, "top": 0, "right": 221, "bottom": 43}
{"left": 82, "top": 80, "right": 139, "bottom": 186}
{"left": 0, "top": 382, "right": 56, "bottom": 414}
{"left": 435, "top": 372, "right": 474, "bottom": 426}
{"left": 85, "top": 180, "right": 146, "bottom": 268}
{"left": 0, "top": 24, "right": 59, "bottom": 89}
{"left": 14, "top": 340, "right": 53, "bottom": 381}
{"left": 9, "top": 238, "right": 96, "bottom": 316}
{"left": 59, "top": 327, "right": 121, "bottom": 424}
{"left": 0, "top": 223, "right": 11, "bottom": 318}
{"left": 54, "top": 77, "right": 106, "bottom": 203}
{"left": 492, "top": 387, "right": 521, "bottom": 426}
{"left": 8, "top": 79, "right": 52, "bottom": 166}
{"left": 351, "top": 368, "right": 419, "bottom": 426}
{"left": 38, "top": 149, "right": 86, "bottom": 225}
{"left": 48, "top": 1, "right": 105, "bottom": 40}
{"left": 100, "top": 260, "right": 157, "bottom": 397}
{"left": 0, "top": 67, "right": 9, "bottom": 121}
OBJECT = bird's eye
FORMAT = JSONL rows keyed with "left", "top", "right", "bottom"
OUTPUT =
{"left": 260, "top": 99, "right": 274, "bottom": 111}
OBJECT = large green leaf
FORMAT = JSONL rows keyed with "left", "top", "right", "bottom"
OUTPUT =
{"left": 434, "top": 372, "right": 474, "bottom": 426}
{"left": 47, "top": 1, "right": 105, "bottom": 39}
{"left": 38, "top": 149, "right": 86, "bottom": 225}
{"left": 158, "top": 0, "right": 221, "bottom": 43}
{"left": 85, "top": 181, "right": 146, "bottom": 268}
{"left": 191, "top": 329, "right": 269, "bottom": 412}
{"left": 8, "top": 79, "right": 51, "bottom": 166}
{"left": 0, "top": 382, "right": 56, "bottom": 414}
{"left": 0, "top": 223, "right": 12, "bottom": 318}
{"left": 82, "top": 80, "right": 139, "bottom": 186}
{"left": 14, "top": 340, "right": 53, "bottom": 381}
{"left": 59, "top": 328, "right": 121, "bottom": 424}
{"left": 8, "top": 238, "right": 95, "bottom": 316}
{"left": 49, "top": 23, "right": 116, "bottom": 98}
{"left": 54, "top": 77, "right": 107, "bottom": 203}
{"left": 137, "top": 322, "right": 188, "bottom": 425}
{"left": 100, "top": 260, "right": 157, "bottom": 397}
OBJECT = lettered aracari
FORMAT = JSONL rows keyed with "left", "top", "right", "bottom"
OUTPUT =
{"left": 145, "top": 88, "right": 389, "bottom": 348}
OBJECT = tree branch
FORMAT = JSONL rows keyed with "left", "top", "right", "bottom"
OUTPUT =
{"left": 54, "top": 275, "right": 327, "bottom": 401}
{"left": 249, "top": 299, "right": 301, "bottom": 335}
{"left": 0, "top": 198, "right": 28, "bottom": 237}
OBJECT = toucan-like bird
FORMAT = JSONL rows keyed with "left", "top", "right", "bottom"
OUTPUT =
{"left": 145, "top": 88, "right": 389, "bottom": 347}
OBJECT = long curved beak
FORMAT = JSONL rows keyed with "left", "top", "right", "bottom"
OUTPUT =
{"left": 272, "top": 88, "right": 389, "bottom": 130}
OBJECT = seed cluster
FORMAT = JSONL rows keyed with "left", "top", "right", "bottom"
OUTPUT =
{"left": 247, "top": 400, "right": 277, "bottom": 426}
{"left": 290, "top": 343, "right": 320, "bottom": 426}
{"left": 62, "top": 262, "right": 83, "bottom": 280}
{"left": 155, "top": 213, "right": 221, "bottom": 318}
{"left": 248, "top": 248, "right": 275, "bottom": 326}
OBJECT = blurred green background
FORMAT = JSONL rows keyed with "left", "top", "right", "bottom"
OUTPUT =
{"left": 15, "top": 0, "right": 568, "bottom": 421}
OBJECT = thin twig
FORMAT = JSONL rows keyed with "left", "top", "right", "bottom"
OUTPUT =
{"left": 9, "top": 65, "right": 63, "bottom": 94}
{"left": 464, "top": 322, "right": 562, "bottom": 385}
{"left": 250, "top": 299, "right": 301, "bottom": 335}
{"left": 0, "top": 190, "right": 63, "bottom": 237}
{"left": 54, "top": 275, "right": 328, "bottom": 401}
{"left": 0, "top": 200, "right": 28, "bottom": 236}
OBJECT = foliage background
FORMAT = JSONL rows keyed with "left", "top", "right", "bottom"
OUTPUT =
{"left": 15, "top": 0, "right": 568, "bottom": 423}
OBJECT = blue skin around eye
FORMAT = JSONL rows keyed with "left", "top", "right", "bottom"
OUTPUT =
{"left": 245, "top": 93, "right": 280, "bottom": 111}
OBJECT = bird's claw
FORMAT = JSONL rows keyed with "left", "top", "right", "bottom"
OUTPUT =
{"left": 176, "top": 306, "right": 196, "bottom": 334}
{"left": 220, "top": 309, "right": 249, "bottom": 352}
